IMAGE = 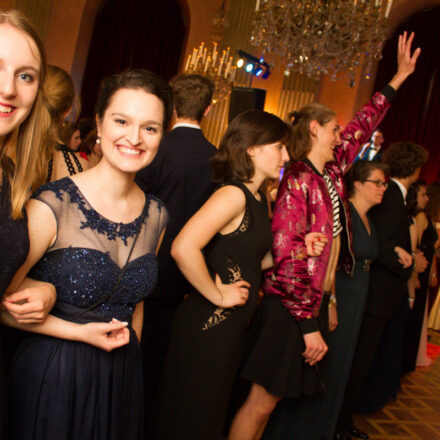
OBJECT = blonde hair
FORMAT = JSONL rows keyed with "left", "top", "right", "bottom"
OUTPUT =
{"left": 0, "top": 10, "right": 52, "bottom": 219}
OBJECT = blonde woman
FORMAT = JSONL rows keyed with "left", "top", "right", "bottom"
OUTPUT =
{"left": 0, "top": 10, "right": 57, "bottom": 438}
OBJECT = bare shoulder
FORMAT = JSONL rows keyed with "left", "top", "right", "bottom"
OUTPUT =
{"left": 209, "top": 185, "right": 246, "bottom": 211}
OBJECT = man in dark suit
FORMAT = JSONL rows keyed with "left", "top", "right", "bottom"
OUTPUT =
{"left": 135, "top": 74, "right": 216, "bottom": 436}
{"left": 338, "top": 141, "right": 428, "bottom": 440}
{"left": 354, "top": 129, "right": 384, "bottom": 162}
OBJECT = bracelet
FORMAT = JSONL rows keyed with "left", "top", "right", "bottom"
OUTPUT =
{"left": 328, "top": 295, "right": 337, "bottom": 307}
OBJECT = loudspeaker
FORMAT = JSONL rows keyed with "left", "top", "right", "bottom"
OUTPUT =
{"left": 228, "top": 87, "right": 266, "bottom": 122}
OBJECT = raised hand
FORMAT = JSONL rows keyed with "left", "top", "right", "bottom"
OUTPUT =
{"left": 389, "top": 31, "right": 421, "bottom": 90}
{"left": 215, "top": 274, "right": 251, "bottom": 308}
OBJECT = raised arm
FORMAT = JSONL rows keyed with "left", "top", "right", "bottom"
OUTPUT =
{"left": 334, "top": 31, "right": 421, "bottom": 171}
{"left": 171, "top": 185, "right": 251, "bottom": 308}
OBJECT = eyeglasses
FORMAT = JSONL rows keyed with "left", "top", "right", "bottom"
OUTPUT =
{"left": 364, "top": 179, "right": 388, "bottom": 189}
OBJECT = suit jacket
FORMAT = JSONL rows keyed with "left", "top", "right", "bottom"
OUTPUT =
{"left": 135, "top": 126, "right": 217, "bottom": 300}
{"left": 365, "top": 180, "right": 412, "bottom": 319}
{"left": 354, "top": 143, "right": 383, "bottom": 162}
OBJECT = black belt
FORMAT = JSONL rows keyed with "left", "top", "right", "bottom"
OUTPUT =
{"left": 356, "top": 259, "right": 372, "bottom": 272}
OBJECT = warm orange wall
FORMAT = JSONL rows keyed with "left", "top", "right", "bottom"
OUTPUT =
{"left": 0, "top": 0, "right": 15, "bottom": 9}
{"left": 181, "top": 0, "right": 223, "bottom": 70}
{"left": 10, "top": 0, "right": 438, "bottom": 124}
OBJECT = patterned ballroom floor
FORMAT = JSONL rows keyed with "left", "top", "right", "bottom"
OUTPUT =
{"left": 354, "top": 330, "right": 440, "bottom": 439}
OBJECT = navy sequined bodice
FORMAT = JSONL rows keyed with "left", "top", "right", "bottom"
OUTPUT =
{"left": 30, "top": 178, "right": 168, "bottom": 321}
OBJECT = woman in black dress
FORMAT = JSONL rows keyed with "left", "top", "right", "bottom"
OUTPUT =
{"left": 0, "top": 10, "right": 57, "bottom": 438}
{"left": 157, "top": 111, "right": 294, "bottom": 440}
{"left": 402, "top": 181, "right": 438, "bottom": 373}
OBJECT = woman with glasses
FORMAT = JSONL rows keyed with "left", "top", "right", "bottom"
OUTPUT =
{"left": 318, "top": 160, "right": 389, "bottom": 440}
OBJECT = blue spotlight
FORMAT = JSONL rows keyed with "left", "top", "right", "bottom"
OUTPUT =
{"left": 255, "top": 67, "right": 263, "bottom": 77}
{"left": 245, "top": 63, "right": 254, "bottom": 73}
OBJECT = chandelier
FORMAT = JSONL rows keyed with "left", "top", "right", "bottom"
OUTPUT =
{"left": 183, "top": 42, "right": 237, "bottom": 102}
{"left": 250, "top": 0, "right": 393, "bottom": 80}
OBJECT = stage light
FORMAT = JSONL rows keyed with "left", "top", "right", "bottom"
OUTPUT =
{"left": 236, "top": 49, "right": 272, "bottom": 81}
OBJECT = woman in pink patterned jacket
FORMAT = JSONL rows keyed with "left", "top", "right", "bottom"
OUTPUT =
{"left": 229, "top": 31, "right": 420, "bottom": 440}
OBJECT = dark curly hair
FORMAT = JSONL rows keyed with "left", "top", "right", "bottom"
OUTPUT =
{"left": 382, "top": 141, "right": 428, "bottom": 179}
{"left": 212, "top": 110, "right": 291, "bottom": 183}
{"left": 406, "top": 180, "right": 427, "bottom": 218}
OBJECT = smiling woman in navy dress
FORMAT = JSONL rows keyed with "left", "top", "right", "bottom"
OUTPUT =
{"left": 2, "top": 69, "right": 172, "bottom": 440}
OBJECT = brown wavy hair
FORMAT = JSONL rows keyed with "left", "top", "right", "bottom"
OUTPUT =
{"left": 0, "top": 10, "right": 52, "bottom": 219}
{"left": 212, "top": 110, "right": 291, "bottom": 183}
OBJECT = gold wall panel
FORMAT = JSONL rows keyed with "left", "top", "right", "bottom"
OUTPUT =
{"left": 15, "top": 0, "right": 53, "bottom": 39}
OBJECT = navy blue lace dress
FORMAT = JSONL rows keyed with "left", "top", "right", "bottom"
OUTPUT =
{"left": 8, "top": 178, "right": 168, "bottom": 440}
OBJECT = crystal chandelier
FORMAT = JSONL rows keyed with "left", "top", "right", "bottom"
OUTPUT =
{"left": 250, "top": 0, "right": 393, "bottom": 80}
{"left": 183, "top": 42, "right": 237, "bottom": 102}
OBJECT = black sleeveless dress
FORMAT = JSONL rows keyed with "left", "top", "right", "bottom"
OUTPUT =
{"left": 0, "top": 175, "right": 30, "bottom": 440}
{"left": 402, "top": 218, "right": 437, "bottom": 373}
{"left": 158, "top": 181, "right": 273, "bottom": 440}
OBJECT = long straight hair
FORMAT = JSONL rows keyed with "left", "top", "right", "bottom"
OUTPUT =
{"left": 0, "top": 10, "right": 52, "bottom": 219}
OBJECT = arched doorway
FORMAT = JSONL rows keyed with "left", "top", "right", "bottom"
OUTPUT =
{"left": 373, "top": 7, "right": 440, "bottom": 182}
{"left": 80, "top": 0, "right": 187, "bottom": 117}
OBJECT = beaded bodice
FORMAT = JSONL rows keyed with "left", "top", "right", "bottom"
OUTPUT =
{"left": 29, "top": 178, "right": 168, "bottom": 321}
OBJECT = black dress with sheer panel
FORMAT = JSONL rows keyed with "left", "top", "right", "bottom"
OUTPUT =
{"left": 158, "top": 181, "right": 273, "bottom": 440}
{"left": 0, "top": 175, "right": 30, "bottom": 440}
{"left": 8, "top": 177, "right": 168, "bottom": 440}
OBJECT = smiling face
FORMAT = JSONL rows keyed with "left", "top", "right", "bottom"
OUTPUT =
{"left": 312, "top": 117, "right": 341, "bottom": 163}
{"left": 97, "top": 88, "right": 164, "bottom": 175}
{"left": 0, "top": 23, "right": 40, "bottom": 142}
{"left": 354, "top": 169, "right": 387, "bottom": 207}
{"left": 248, "top": 141, "right": 290, "bottom": 181}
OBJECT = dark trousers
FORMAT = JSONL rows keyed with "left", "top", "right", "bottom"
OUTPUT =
{"left": 141, "top": 298, "right": 182, "bottom": 439}
{"left": 338, "top": 312, "right": 387, "bottom": 427}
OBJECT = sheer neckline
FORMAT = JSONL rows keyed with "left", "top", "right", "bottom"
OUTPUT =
{"left": 67, "top": 177, "right": 148, "bottom": 226}
{"left": 34, "top": 177, "right": 150, "bottom": 245}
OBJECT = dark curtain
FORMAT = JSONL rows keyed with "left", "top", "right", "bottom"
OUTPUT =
{"left": 373, "top": 7, "right": 440, "bottom": 183}
{"left": 80, "top": 0, "right": 186, "bottom": 118}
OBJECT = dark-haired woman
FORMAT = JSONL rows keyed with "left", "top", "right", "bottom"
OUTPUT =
{"left": 157, "top": 110, "right": 326, "bottom": 440}
{"left": 229, "top": 31, "right": 420, "bottom": 440}
{"left": 4, "top": 69, "right": 173, "bottom": 440}
{"left": 402, "top": 181, "right": 438, "bottom": 373}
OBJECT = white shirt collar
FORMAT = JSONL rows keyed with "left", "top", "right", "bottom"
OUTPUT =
{"left": 173, "top": 122, "right": 201, "bottom": 130}
{"left": 392, "top": 178, "right": 408, "bottom": 201}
